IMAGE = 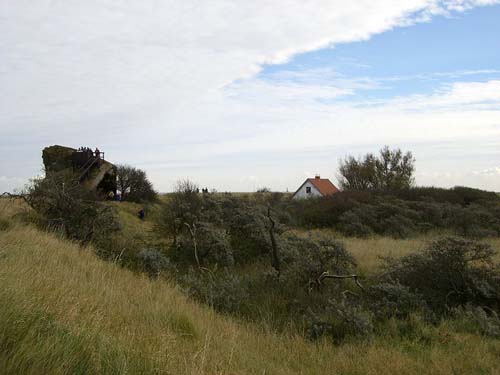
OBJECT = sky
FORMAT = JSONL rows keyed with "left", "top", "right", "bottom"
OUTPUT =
{"left": 1, "top": 0, "right": 500, "bottom": 193}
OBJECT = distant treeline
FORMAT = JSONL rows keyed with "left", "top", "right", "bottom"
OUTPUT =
{"left": 283, "top": 186, "right": 500, "bottom": 238}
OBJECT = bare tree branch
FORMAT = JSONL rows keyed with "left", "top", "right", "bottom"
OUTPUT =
{"left": 309, "top": 271, "right": 365, "bottom": 293}
{"left": 184, "top": 222, "right": 201, "bottom": 269}
{"left": 267, "top": 205, "right": 280, "bottom": 277}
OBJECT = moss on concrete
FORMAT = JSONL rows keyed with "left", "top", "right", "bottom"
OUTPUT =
{"left": 42, "top": 145, "right": 76, "bottom": 172}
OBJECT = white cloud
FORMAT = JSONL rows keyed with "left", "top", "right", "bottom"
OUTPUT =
{"left": 473, "top": 167, "right": 500, "bottom": 176}
{"left": 1, "top": 0, "right": 500, "bottom": 192}
{"left": 222, "top": 78, "right": 500, "bottom": 148}
{"left": 389, "top": 80, "right": 500, "bottom": 110}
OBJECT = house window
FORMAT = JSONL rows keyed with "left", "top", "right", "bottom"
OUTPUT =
{"left": 306, "top": 186, "right": 311, "bottom": 194}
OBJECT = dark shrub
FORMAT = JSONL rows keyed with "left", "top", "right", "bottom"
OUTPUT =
{"left": 448, "top": 204, "right": 499, "bottom": 238}
{"left": 338, "top": 199, "right": 419, "bottom": 238}
{"left": 381, "top": 237, "right": 500, "bottom": 314}
{"left": 288, "top": 186, "right": 499, "bottom": 239}
{"left": 138, "top": 249, "right": 172, "bottom": 278}
{"left": 25, "top": 171, "right": 120, "bottom": 244}
{"left": 453, "top": 305, "right": 500, "bottom": 338}
{"left": 380, "top": 214, "right": 417, "bottom": 238}
{"left": 307, "top": 299, "right": 374, "bottom": 343}
{"left": 367, "top": 282, "right": 430, "bottom": 321}
{"left": 393, "top": 186, "right": 500, "bottom": 206}
{"left": 173, "top": 222, "right": 234, "bottom": 267}
{"left": 182, "top": 269, "right": 249, "bottom": 313}
{"left": 116, "top": 164, "right": 157, "bottom": 203}
{"left": 155, "top": 180, "right": 203, "bottom": 244}
{"left": 338, "top": 209, "right": 374, "bottom": 238}
{"left": 280, "top": 233, "right": 356, "bottom": 290}
{"left": 226, "top": 204, "right": 272, "bottom": 263}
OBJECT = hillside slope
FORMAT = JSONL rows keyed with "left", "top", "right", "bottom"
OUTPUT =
{"left": 1, "top": 209, "right": 500, "bottom": 373}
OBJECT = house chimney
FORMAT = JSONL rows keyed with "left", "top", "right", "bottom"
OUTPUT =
{"left": 315, "top": 174, "right": 321, "bottom": 179}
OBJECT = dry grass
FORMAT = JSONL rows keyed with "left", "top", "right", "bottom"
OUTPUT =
{"left": 1, "top": 198, "right": 500, "bottom": 374}
{"left": 296, "top": 228, "right": 500, "bottom": 274}
{"left": 345, "top": 235, "right": 500, "bottom": 273}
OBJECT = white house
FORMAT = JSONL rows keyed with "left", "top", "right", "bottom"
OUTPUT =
{"left": 292, "top": 175, "right": 340, "bottom": 199}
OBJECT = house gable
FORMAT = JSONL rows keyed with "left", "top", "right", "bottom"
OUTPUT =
{"left": 292, "top": 176, "right": 339, "bottom": 199}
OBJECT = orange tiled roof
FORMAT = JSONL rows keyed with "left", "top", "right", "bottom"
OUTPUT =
{"left": 308, "top": 178, "right": 339, "bottom": 196}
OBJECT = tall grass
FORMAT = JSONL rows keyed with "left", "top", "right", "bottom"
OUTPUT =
{"left": 293, "top": 228, "right": 500, "bottom": 274}
{"left": 1, "top": 198, "right": 500, "bottom": 374}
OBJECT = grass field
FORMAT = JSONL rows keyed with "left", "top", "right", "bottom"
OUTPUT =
{"left": 1, "top": 198, "right": 500, "bottom": 374}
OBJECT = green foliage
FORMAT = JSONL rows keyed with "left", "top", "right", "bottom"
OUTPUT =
{"left": 381, "top": 237, "right": 500, "bottom": 314}
{"left": 307, "top": 299, "right": 374, "bottom": 343}
{"left": 116, "top": 164, "right": 157, "bottom": 203}
{"left": 338, "top": 146, "right": 415, "bottom": 191}
{"left": 174, "top": 222, "right": 234, "bottom": 267}
{"left": 337, "top": 210, "right": 374, "bottom": 237}
{"left": 155, "top": 179, "right": 202, "bottom": 243}
{"left": 338, "top": 199, "right": 419, "bottom": 238}
{"left": 452, "top": 305, "right": 500, "bottom": 338}
{"left": 156, "top": 186, "right": 276, "bottom": 265}
{"left": 226, "top": 203, "right": 272, "bottom": 262}
{"left": 449, "top": 204, "right": 499, "bottom": 238}
{"left": 288, "top": 187, "right": 500, "bottom": 239}
{"left": 150, "top": 187, "right": 500, "bottom": 345}
{"left": 181, "top": 269, "right": 249, "bottom": 313}
{"left": 138, "top": 249, "right": 172, "bottom": 278}
{"left": 280, "top": 233, "right": 356, "bottom": 287}
{"left": 393, "top": 185, "right": 500, "bottom": 205}
{"left": 367, "top": 282, "right": 430, "bottom": 321}
{"left": 25, "top": 171, "right": 120, "bottom": 244}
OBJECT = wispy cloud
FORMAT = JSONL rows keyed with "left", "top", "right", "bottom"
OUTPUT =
{"left": 1, "top": 1, "right": 500, "bottom": 192}
{"left": 473, "top": 167, "right": 500, "bottom": 176}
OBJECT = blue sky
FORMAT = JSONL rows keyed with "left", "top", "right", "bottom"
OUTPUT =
{"left": 1, "top": 1, "right": 500, "bottom": 192}
{"left": 260, "top": 5, "right": 500, "bottom": 101}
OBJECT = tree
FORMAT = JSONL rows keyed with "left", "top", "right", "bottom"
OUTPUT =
{"left": 375, "top": 146, "right": 415, "bottom": 190}
{"left": 116, "top": 164, "right": 157, "bottom": 202}
{"left": 338, "top": 146, "right": 415, "bottom": 191}
{"left": 24, "top": 170, "right": 119, "bottom": 244}
{"left": 155, "top": 179, "right": 202, "bottom": 245}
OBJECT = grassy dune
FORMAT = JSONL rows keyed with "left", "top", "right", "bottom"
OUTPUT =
{"left": 1, "top": 199, "right": 500, "bottom": 374}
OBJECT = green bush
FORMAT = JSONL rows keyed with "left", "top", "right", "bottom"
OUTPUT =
{"left": 338, "top": 209, "right": 374, "bottom": 237}
{"left": 380, "top": 237, "right": 500, "bottom": 314}
{"left": 181, "top": 269, "right": 249, "bottom": 313}
{"left": 367, "top": 282, "right": 430, "bottom": 321}
{"left": 280, "top": 233, "right": 356, "bottom": 289}
{"left": 116, "top": 164, "right": 158, "bottom": 203}
{"left": 452, "top": 305, "right": 500, "bottom": 338}
{"left": 138, "top": 249, "right": 172, "bottom": 278}
{"left": 226, "top": 204, "right": 272, "bottom": 263}
{"left": 24, "top": 171, "right": 120, "bottom": 245}
{"left": 288, "top": 186, "right": 500, "bottom": 239}
{"left": 173, "top": 222, "right": 234, "bottom": 267}
{"left": 307, "top": 299, "right": 374, "bottom": 343}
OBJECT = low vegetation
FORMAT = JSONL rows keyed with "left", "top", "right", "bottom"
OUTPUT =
{"left": 1, "top": 145, "right": 499, "bottom": 374}
{"left": 286, "top": 186, "right": 500, "bottom": 238}
{"left": 146, "top": 186, "right": 500, "bottom": 345}
{"left": 2, "top": 198, "right": 500, "bottom": 374}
